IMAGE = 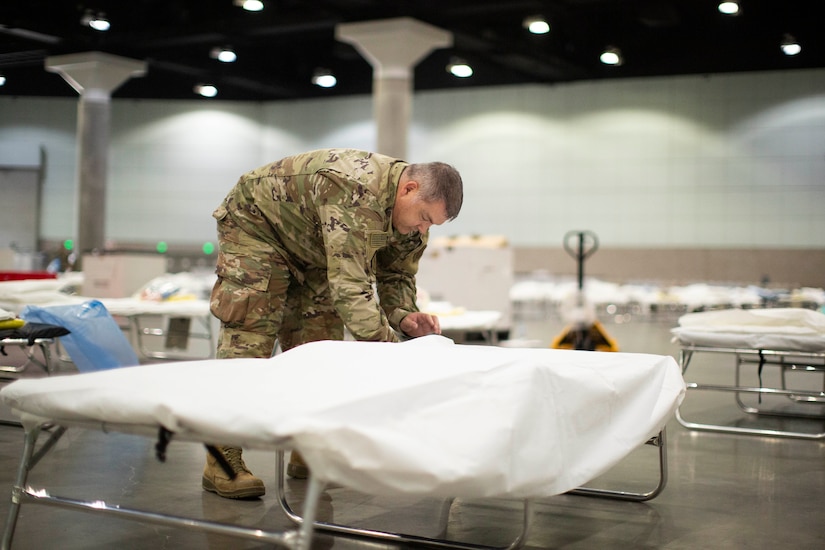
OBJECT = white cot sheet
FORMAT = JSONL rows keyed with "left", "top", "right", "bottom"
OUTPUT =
{"left": 0, "top": 276, "right": 84, "bottom": 312}
{"left": 99, "top": 297, "right": 210, "bottom": 317}
{"left": 0, "top": 275, "right": 210, "bottom": 318}
{"left": 671, "top": 308, "right": 825, "bottom": 353}
{"left": 423, "top": 301, "right": 502, "bottom": 332}
{"left": 0, "top": 335, "right": 684, "bottom": 500}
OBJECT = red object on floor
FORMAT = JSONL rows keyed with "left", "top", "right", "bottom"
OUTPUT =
{"left": 0, "top": 271, "right": 57, "bottom": 281}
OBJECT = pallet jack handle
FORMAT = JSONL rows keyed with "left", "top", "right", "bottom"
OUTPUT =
{"left": 563, "top": 230, "right": 599, "bottom": 291}
{"left": 552, "top": 230, "right": 617, "bottom": 352}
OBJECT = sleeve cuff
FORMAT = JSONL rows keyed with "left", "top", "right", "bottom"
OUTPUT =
{"left": 388, "top": 308, "right": 414, "bottom": 332}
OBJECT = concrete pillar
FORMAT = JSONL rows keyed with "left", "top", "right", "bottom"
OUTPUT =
{"left": 45, "top": 52, "right": 146, "bottom": 255}
{"left": 337, "top": 18, "right": 451, "bottom": 159}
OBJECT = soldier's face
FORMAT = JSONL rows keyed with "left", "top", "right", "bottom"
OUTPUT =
{"left": 393, "top": 182, "right": 449, "bottom": 235}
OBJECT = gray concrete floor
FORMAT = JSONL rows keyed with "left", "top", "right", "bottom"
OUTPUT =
{"left": 1, "top": 314, "right": 824, "bottom": 549}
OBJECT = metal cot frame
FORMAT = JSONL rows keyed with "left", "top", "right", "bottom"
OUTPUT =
{"left": 273, "top": 431, "right": 669, "bottom": 550}
{"left": 0, "top": 338, "right": 56, "bottom": 377}
{"left": 1, "top": 420, "right": 668, "bottom": 550}
{"left": 676, "top": 344, "right": 825, "bottom": 439}
{"left": 0, "top": 337, "right": 58, "bottom": 428}
{"left": 1, "top": 422, "right": 321, "bottom": 550}
{"left": 124, "top": 313, "right": 215, "bottom": 361}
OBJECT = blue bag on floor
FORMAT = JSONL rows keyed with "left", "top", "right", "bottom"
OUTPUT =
{"left": 20, "top": 300, "right": 139, "bottom": 372}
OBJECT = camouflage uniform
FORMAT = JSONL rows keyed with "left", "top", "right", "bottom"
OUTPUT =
{"left": 210, "top": 148, "right": 427, "bottom": 358}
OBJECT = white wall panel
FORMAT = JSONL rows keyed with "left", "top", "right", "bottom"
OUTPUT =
{"left": 1, "top": 68, "right": 823, "bottom": 250}
{"left": 108, "top": 101, "right": 265, "bottom": 245}
{"left": 417, "top": 71, "right": 825, "bottom": 249}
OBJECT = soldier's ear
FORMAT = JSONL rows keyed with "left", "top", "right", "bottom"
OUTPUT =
{"left": 401, "top": 180, "right": 419, "bottom": 195}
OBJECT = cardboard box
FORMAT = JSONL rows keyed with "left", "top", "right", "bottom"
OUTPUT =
{"left": 81, "top": 254, "right": 167, "bottom": 298}
{"left": 416, "top": 237, "right": 513, "bottom": 332}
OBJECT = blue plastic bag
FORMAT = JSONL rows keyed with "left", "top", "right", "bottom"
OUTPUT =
{"left": 20, "top": 300, "right": 140, "bottom": 372}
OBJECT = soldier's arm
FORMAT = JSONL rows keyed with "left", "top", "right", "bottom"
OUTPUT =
{"left": 375, "top": 234, "right": 427, "bottom": 333}
{"left": 318, "top": 202, "right": 400, "bottom": 342}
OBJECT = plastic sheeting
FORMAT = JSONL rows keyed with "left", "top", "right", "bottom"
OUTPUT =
{"left": 0, "top": 335, "right": 684, "bottom": 499}
{"left": 672, "top": 308, "right": 825, "bottom": 352}
{"left": 20, "top": 300, "right": 139, "bottom": 371}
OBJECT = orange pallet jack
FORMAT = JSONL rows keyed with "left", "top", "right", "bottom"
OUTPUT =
{"left": 551, "top": 230, "right": 619, "bottom": 352}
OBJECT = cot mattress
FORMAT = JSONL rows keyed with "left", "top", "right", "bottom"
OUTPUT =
{"left": 99, "top": 297, "right": 210, "bottom": 317}
{"left": 672, "top": 308, "right": 825, "bottom": 352}
{"left": 0, "top": 275, "right": 210, "bottom": 317}
{"left": 0, "top": 335, "right": 684, "bottom": 499}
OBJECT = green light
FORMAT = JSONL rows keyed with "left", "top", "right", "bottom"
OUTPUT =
{"left": 202, "top": 242, "right": 215, "bottom": 255}
{"left": 156, "top": 241, "right": 168, "bottom": 254}
{"left": 63, "top": 239, "right": 74, "bottom": 251}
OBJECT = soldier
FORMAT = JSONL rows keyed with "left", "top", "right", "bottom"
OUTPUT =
{"left": 203, "top": 148, "right": 464, "bottom": 498}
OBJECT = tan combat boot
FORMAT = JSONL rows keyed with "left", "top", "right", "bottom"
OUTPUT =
{"left": 202, "top": 446, "right": 265, "bottom": 499}
{"left": 287, "top": 450, "right": 309, "bottom": 479}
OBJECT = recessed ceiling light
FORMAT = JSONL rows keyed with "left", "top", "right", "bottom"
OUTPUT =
{"left": 523, "top": 16, "right": 550, "bottom": 35}
{"left": 81, "top": 10, "right": 110, "bottom": 31}
{"left": 234, "top": 0, "right": 264, "bottom": 12}
{"left": 210, "top": 47, "right": 237, "bottom": 63}
{"left": 447, "top": 58, "right": 473, "bottom": 78}
{"left": 194, "top": 84, "right": 218, "bottom": 97}
{"left": 311, "top": 69, "right": 337, "bottom": 88}
{"left": 780, "top": 34, "right": 801, "bottom": 56}
{"left": 600, "top": 46, "right": 623, "bottom": 66}
{"left": 718, "top": 2, "right": 740, "bottom": 15}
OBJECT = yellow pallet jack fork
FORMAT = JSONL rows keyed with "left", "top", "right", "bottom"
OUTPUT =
{"left": 551, "top": 230, "right": 619, "bottom": 352}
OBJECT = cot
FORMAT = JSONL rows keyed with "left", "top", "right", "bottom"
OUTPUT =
{"left": 0, "top": 336, "right": 684, "bottom": 549}
{"left": 671, "top": 308, "right": 825, "bottom": 439}
{"left": 0, "top": 324, "right": 67, "bottom": 429}
{"left": 0, "top": 276, "right": 215, "bottom": 361}
{"left": 0, "top": 335, "right": 62, "bottom": 379}
{"left": 94, "top": 297, "right": 214, "bottom": 360}
{"left": 0, "top": 322, "right": 71, "bottom": 379}
{"left": 425, "top": 302, "right": 503, "bottom": 344}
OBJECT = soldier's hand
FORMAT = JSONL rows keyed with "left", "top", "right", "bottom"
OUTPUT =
{"left": 400, "top": 312, "right": 441, "bottom": 337}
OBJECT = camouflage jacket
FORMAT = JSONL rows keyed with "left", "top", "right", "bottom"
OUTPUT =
{"left": 214, "top": 148, "right": 426, "bottom": 342}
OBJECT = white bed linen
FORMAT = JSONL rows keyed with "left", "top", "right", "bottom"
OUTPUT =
{"left": 672, "top": 308, "right": 825, "bottom": 352}
{"left": 98, "top": 297, "right": 210, "bottom": 317}
{"left": 0, "top": 275, "right": 210, "bottom": 317}
{"left": 0, "top": 335, "right": 684, "bottom": 499}
{"left": 0, "top": 276, "right": 84, "bottom": 312}
{"left": 426, "top": 303, "right": 502, "bottom": 332}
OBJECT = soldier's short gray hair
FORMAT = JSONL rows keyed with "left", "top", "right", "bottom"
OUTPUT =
{"left": 405, "top": 162, "right": 464, "bottom": 220}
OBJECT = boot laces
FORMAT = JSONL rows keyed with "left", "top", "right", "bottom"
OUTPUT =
{"left": 222, "top": 447, "right": 251, "bottom": 474}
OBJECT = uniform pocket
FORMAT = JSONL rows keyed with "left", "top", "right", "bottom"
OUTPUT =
{"left": 212, "top": 202, "right": 229, "bottom": 222}
{"left": 210, "top": 277, "right": 251, "bottom": 324}
{"left": 211, "top": 248, "right": 273, "bottom": 326}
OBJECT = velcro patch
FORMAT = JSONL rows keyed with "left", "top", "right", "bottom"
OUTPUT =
{"left": 367, "top": 231, "right": 389, "bottom": 249}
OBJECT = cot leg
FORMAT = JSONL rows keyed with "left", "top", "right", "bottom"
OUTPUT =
{"left": 295, "top": 475, "right": 324, "bottom": 550}
{"left": 2, "top": 426, "right": 41, "bottom": 550}
{"left": 0, "top": 339, "right": 54, "bottom": 377}
{"left": 275, "top": 451, "right": 532, "bottom": 550}
{"left": 569, "top": 429, "right": 668, "bottom": 502}
{"left": 678, "top": 348, "right": 693, "bottom": 374}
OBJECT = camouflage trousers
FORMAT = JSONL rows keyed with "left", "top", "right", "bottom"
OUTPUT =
{"left": 210, "top": 212, "right": 344, "bottom": 359}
